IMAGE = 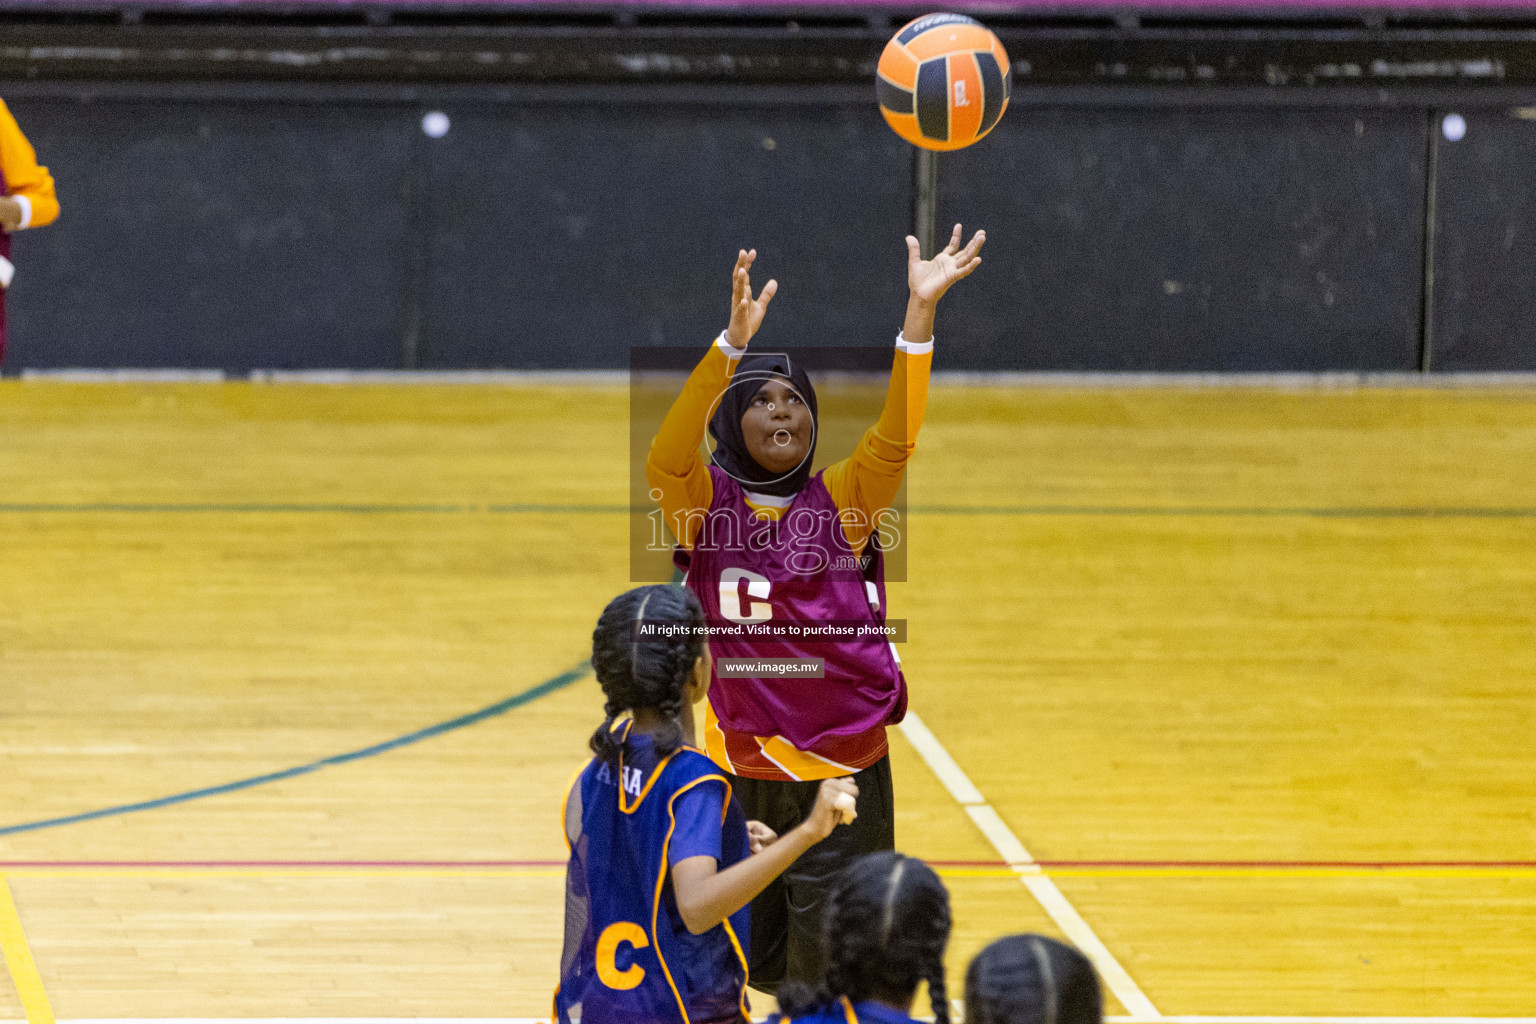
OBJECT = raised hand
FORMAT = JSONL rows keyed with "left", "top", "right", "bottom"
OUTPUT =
{"left": 906, "top": 224, "right": 986, "bottom": 306}
{"left": 725, "top": 249, "right": 779, "bottom": 350}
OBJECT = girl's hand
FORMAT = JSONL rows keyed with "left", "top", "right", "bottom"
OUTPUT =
{"left": 0, "top": 196, "right": 23, "bottom": 233}
{"left": 746, "top": 820, "right": 779, "bottom": 854}
{"left": 726, "top": 248, "right": 778, "bottom": 350}
{"left": 906, "top": 224, "right": 985, "bottom": 306}
{"left": 800, "top": 778, "right": 860, "bottom": 841}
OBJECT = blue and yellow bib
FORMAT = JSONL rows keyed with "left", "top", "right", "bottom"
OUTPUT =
{"left": 555, "top": 729, "right": 752, "bottom": 1024}
{"left": 777, "top": 996, "right": 926, "bottom": 1024}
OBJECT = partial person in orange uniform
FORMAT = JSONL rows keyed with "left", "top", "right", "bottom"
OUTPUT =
{"left": 645, "top": 224, "right": 986, "bottom": 993}
{"left": 0, "top": 98, "right": 61, "bottom": 365}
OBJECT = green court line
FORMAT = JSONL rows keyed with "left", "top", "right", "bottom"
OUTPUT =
{"left": 0, "top": 502, "right": 629, "bottom": 514}
{"left": 910, "top": 504, "right": 1536, "bottom": 518}
{"left": 2, "top": 502, "right": 1536, "bottom": 518}
{"left": 0, "top": 662, "right": 591, "bottom": 837}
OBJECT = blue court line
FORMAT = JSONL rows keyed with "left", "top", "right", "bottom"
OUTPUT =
{"left": 0, "top": 662, "right": 591, "bottom": 837}
{"left": 3, "top": 501, "right": 1536, "bottom": 518}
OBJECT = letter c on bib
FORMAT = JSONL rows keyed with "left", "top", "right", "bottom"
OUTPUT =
{"left": 595, "top": 921, "right": 649, "bottom": 990}
{"left": 720, "top": 567, "right": 772, "bottom": 624}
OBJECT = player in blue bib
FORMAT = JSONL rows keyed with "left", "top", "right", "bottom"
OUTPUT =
{"left": 768, "top": 852, "right": 952, "bottom": 1024}
{"left": 556, "top": 585, "right": 858, "bottom": 1024}
{"left": 964, "top": 934, "right": 1102, "bottom": 1024}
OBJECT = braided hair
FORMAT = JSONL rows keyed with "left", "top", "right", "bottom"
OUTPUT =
{"left": 775, "top": 852, "right": 952, "bottom": 1024}
{"left": 589, "top": 584, "right": 706, "bottom": 766}
{"left": 964, "top": 934, "right": 1102, "bottom": 1024}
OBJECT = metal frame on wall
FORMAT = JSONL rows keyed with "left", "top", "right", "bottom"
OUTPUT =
{"left": 8, "top": 0, "right": 1536, "bottom": 87}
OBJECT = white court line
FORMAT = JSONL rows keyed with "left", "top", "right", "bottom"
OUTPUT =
{"left": 927, "top": 371, "right": 1536, "bottom": 389}
{"left": 13, "top": 370, "right": 629, "bottom": 386}
{"left": 898, "top": 711, "right": 1162, "bottom": 1019}
{"left": 18, "top": 369, "right": 226, "bottom": 382}
{"left": 17, "top": 370, "right": 1536, "bottom": 389}
{"left": 251, "top": 370, "right": 630, "bottom": 386}
{"left": 896, "top": 712, "right": 985, "bottom": 805}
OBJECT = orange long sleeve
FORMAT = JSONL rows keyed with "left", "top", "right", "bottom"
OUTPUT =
{"left": 821, "top": 346, "right": 932, "bottom": 550}
{"left": 646, "top": 341, "right": 737, "bottom": 550}
{"left": 0, "top": 100, "right": 59, "bottom": 228}
{"left": 647, "top": 338, "right": 930, "bottom": 553}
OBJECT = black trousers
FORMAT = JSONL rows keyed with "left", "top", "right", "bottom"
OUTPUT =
{"left": 729, "top": 756, "right": 895, "bottom": 995}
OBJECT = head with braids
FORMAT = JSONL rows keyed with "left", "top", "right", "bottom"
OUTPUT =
{"left": 964, "top": 934, "right": 1101, "bottom": 1024}
{"left": 775, "top": 851, "right": 952, "bottom": 1024}
{"left": 589, "top": 584, "right": 709, "bottom": 765}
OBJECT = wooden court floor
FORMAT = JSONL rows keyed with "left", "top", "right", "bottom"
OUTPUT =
{"left": 1, "top": 379, "right": 1534, "bottom": 1021}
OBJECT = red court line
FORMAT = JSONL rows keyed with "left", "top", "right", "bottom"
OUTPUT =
{"left": 4, "top": 859, "right": 1536, "bottom": 869}
{"left": 933, "top": 859, "right": 1536, "bottom": 869}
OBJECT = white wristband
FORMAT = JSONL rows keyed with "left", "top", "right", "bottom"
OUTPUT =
{"left": 895, "top": 330, "right": 934, "bottom": 356}
{"left": 13, "top": 195, "right": 32, "bottom": 230}
{"left": 715, "top": 331, "right": 744, "bottom": 360}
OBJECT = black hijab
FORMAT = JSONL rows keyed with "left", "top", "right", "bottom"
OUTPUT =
{"left": 708, "top": 352, "right": 819, "bottom": 498}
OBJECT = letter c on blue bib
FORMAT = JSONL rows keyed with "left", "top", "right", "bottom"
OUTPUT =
{"left": 595, "top": 921, "right": 649, "bottom": 990}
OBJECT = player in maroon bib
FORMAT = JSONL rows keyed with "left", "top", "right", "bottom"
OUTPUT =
{"left": 0, "top": 164, "right": 12, "bottom": 360}
{"left": 0, "top": 99, "right": 63, "bottom": 365}
{"left": 677, "top": 462, "right": 905, "bottom": 759}
{"left": 648, "top": 227, "right": 987, "bottom": 991}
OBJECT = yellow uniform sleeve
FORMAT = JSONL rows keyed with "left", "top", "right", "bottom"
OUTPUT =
{"left": 646, "top": 341, "right": 737, "bottom": 550}
{"left": 0, "top": 100, "right": 60, "bottom": 228}
{"left": 821, "top": 346, "right": 932, "bottom": 551}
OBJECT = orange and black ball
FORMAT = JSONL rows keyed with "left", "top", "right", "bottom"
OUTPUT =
{"left": 877, "top": 13, "right": 1012, "bottom": 151}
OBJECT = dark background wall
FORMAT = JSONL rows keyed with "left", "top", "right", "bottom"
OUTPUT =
{"left": 3, "top": 89, "right": 922, "bottom": 371}
{"left": 938, "top": 105, "right": 1429, "bottom": 371}
{"left": 417, "top": 98, "right": 911, "bottom": 368}
{"left": 5, "top": 98, "right": 416, "bottom": 370}
{"left": 3, "top": 6, "right": 1536, "bottom": 372}
{"left": 1430, "top": 109, "right": 1536, "bottom": 371}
